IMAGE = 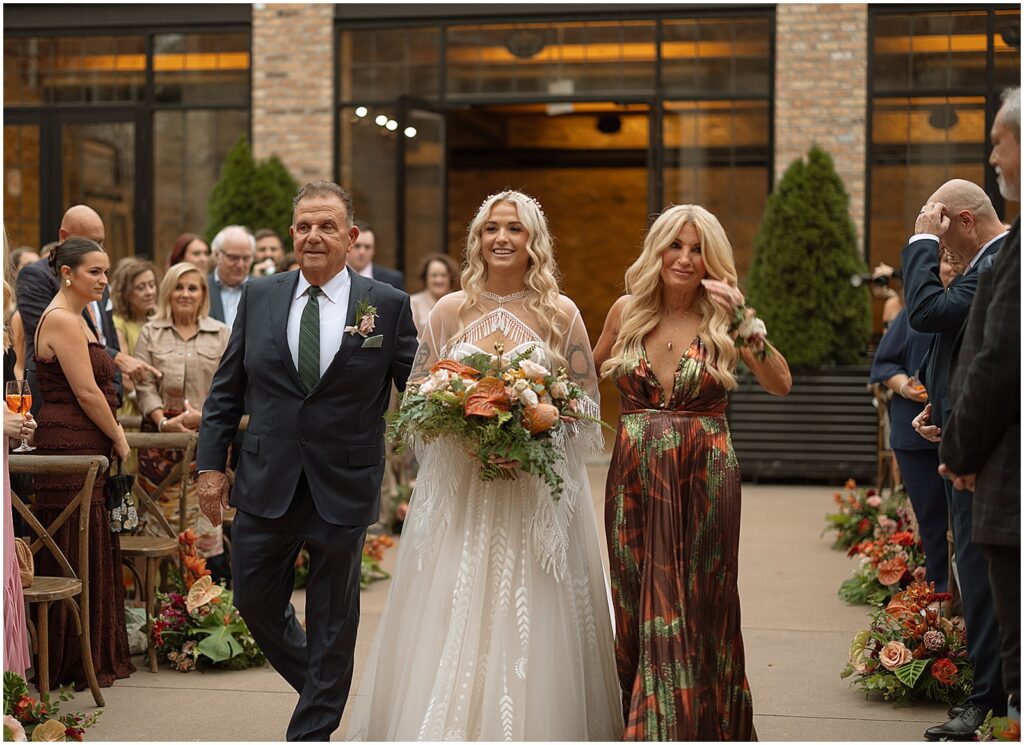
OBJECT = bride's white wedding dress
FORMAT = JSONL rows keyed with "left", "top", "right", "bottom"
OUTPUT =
{"left": 346, "top": 292, "right": 623, "bottom": 741}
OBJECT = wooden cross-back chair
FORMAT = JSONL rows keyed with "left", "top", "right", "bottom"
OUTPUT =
{"left": 119, "top": 431, "right": 197, "bottom": 672}
{"left": 9, "top": 454, "right": 108, "bottom": 706}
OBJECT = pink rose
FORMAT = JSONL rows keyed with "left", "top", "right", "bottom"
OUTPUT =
{"left": 876, "top": 515, "right": 897, "bottom": 534}
{"left": 358, "top": 315, "right": 376, "bottom": 335}
{"left": 879, "top": 640, "right": 913, "bottom": 670}
{"left": 867, "top": 495, "right": 883, "bottom": 508}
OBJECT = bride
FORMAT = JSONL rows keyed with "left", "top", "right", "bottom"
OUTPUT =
{"left": 346, "top": 191, "right": 623, "bottom": 741}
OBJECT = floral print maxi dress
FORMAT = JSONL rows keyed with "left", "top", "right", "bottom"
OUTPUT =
{"left": 606, "top": 336, "right": 755, "bottom": 741}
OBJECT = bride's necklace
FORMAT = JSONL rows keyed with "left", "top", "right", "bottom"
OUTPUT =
{"left": 481, "top": 288, "right": 528, "bottom": 305}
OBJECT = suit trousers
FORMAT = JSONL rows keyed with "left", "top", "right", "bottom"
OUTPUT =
{"left": 893, "top": 448, "right": 949, "bottom": 592}
{"left": 980, "top": 543, "right": 1021, "bottom": 711}
{"left": 232, "top": 473, "right": 367, "bottom": 741}
{"left": 946, "top": 481, "right": 1007, "bottom": 713}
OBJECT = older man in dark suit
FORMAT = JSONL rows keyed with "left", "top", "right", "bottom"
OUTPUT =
{"left": 902, "top": 179, "right": 1009, "bottom": 740}
{"left": 940, "top": 86, "right": 1021, "bottom": 728}
{"left": 197, "top": 182, "right": 417, "bottom": 740}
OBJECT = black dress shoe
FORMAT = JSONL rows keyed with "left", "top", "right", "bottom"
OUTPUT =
{"left": 924, "top": 703, "right": 988, "bottom": 741}
{"left": 947, "top": 704, "right": 964, "bottom": 719}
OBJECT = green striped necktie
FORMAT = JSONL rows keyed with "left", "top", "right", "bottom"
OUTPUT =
{"left": 298, "top": 285, "right": 323, "bottom": 392}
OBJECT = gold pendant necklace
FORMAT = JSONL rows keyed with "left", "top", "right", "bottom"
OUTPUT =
{"left": 666, "top": 309, "right": 692, "bottom": 351}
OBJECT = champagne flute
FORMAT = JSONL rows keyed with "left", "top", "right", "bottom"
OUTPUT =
{"left": 5, "top": 380, "right": 36, "bottom": 452}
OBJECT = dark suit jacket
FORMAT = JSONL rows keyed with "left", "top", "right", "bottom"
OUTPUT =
{"left": 196, "top": 268, "right": 418, "bottom": 526}
{"left": 901, "top": 234, "right": 1004, "bottom": 429}
{"left": 16, "top": 258, "right": 121, "bottom": 414}
{"left": 371, "top": 264, "right": 405, "bottom": 292}
{"left": 939, "top": 218, "right": 1020, "bottom": 546}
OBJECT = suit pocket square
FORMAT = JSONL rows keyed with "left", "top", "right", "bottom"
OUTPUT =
{"left": 361, "top": 334, "right": 384, "bottom": 349}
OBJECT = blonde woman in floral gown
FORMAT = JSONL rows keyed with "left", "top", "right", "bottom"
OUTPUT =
{"left": 347, "top": 191, "right": 623, "bottom": 741}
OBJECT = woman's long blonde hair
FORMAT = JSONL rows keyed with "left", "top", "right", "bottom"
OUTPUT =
{"left": 154, "top": 263, "right": 210, "bottom": 322}
{"left": 456, "top": 190, "right": 568, "bottom": 369}
{"left": 601, "top": 204, "right": 740, "bottom": 390}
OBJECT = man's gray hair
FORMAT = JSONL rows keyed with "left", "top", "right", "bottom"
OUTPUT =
{"left": 999, "top": 87, "right": 1020, "bottom": 143}
{"left": 211, "top": 225, "right": 256, "bottom": 255}
{"left": 292, "top": 181, "right": 355, "bottom": 227}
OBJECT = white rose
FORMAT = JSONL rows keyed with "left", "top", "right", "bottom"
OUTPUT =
{"left": 518, "top": 388, "right": 539, "bottom": 407}
{"left": 518, "top": 359, "right": 550, "bottom": 378}
{"left": 737, "top": 313, "right": 766, "bottom": 339}
{"left": 512, "top": 379, "right": 530, "bottom": 394}
{"left": 549, "top": 380, "right": 569, "bottom": 399}
{"left": 751, "top": 317, "right": 767, "bottom": 337}
{"left": 419, "top": 369, "right": 451, "bottom": 394}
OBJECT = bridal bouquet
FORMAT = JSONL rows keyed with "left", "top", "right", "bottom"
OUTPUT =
{"left": 389, "top": 342, "right": 601, "bottom": 501}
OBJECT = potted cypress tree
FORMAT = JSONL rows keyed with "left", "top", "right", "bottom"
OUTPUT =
{"left": 206, "top": 136, "right": 299, "bottom": 244}
{"left": 730, "top": 145, "right": 876, "bottom": 481}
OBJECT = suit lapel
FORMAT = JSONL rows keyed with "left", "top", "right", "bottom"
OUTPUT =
{"left": 311, "top": 269, "right": 373, "bottom": 395}
{"left": 270, "top": 272, "right": 305, "bottom": 392}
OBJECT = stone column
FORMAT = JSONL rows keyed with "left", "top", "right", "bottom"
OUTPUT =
{"left": 251, "top": 3, "right": 334, "bottom": 184}
{"left": 775, "top": 4, "right": 869, "bottom": 253}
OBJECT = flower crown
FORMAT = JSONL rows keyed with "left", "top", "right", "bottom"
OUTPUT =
{"left": 478, "top": 190, "right": 546, "bottom": 221}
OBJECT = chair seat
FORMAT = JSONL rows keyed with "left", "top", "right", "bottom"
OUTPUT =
{"left": 120, "top": 535, "right": 179, "bottom": 558}
{"left": 23, "top": 576, "right": 81, "bottom": 602}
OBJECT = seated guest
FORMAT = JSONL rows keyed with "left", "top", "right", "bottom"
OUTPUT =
{"left": 410, "top": 253, "right": 460, "bottom": 334}
{"left": 168, "top": 233, "right": 211, "bottom": 272}
{"left": 133, "top": 263, "right": 230, "bottom": 572}
{"left": 110, "top": 257, "right": 158, "bottom": 419}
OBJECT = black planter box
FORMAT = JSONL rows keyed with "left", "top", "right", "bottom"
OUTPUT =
{"left": 726, "top": 366, "right": 876, "bottom": 483}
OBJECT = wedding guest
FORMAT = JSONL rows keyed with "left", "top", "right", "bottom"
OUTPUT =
{"left": 110, "top": 257, "right": 158, "bottom": 419}
{"left": 133, "top": 263, "right": 230, "bottom": 572}
{"left": 903, "top": 179, "right": 1009, "bottom": 739}
{"left": 593, "top": 204, "right": 791, "bottom": 740}
{"left": 31, "top": 237, "right": 134, "bottom": 690}
{"left": 207, "top": 225, "right": 254, "bottom": 327}
{"left": 869, "top": 247, "right": 961, "bottom": 592}
{"left": 940, "top": 85, "right": 1021, "bottom": 728}
{"left": 3, "top": 269, "right": 33, "bottom": 678}
{"left": 168, "top": 233, "right": 211, "bottom": 272}
{"left": 409, "top": 253, "right": 460, "bottom": 333}
{"left": 253, "top": 228, "right": 286, "bottom": 277}
{"left": 9, "top": 247, "right": 40, "bottom": 276}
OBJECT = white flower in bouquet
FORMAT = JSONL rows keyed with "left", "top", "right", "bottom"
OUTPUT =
{"left": 511, "top": 380, "right": 538, "bottom": 406}
{"left": 549, "top": 380, "right": 569, "bottom": 400}
{"left": 737, "top": 313, "right": 767, "bottom": 339}
{"left": 419, "top": 369, "right": 452, "bottom": 395}
{"left": 518, "top": 359, "right": 550, "bottom": 378}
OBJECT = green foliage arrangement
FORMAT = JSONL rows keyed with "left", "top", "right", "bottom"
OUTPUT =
{"left": 746, "top": 145, "right": 871, "bottom": 369}
{"left": 205, "top": 136, "right": 299, "bottom": 244}
{"left": 3, "top": 671, "right": 101, "bottom": 741}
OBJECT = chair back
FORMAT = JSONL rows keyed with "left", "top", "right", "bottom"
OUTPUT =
{"left": 124, "top": 431, "right": 197, "bottom": 536}
{"left": 8, "top": 455, "right": 108, "bottom": 597}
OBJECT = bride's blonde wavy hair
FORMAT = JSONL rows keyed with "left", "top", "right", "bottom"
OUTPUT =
{"left": 601, "top": 204, "right": 740, "bottom": 390}
{"left": 455, "top": 190, "right": 568, "bottom": 369}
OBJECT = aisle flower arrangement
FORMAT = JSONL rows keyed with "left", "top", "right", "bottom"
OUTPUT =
{"left": 838, "top": 529, "right": 927, "bottom": 605}
{"left": 150, "top": 530, "right": 265, "bottom": 672}
{"left": 976, "top": 711, "right": 1022, "bottom": 741}
{"left": 841, "top": 582, "right": 972, "bottom": 706}
{"left": 3, "top": 672, "right": 100, "bottom": 741}
{"left": 822, "top": 480, "right": 908, "bottom": 550}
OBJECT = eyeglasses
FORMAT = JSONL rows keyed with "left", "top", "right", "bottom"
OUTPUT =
{"left": 221, "top": 253, "right": 253, "bottom": 264}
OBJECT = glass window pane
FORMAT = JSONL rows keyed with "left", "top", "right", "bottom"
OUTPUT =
{"left": 662, "top": 100, "right": 769, "bottom": 279}
{"left": 154, "top": 32, "right": 250, "bottom": 105}
{"left": 62, "top": 121, "right": 135, "bottom": 263}
{"left": 340, "top": 27, "right": 440, "bottom": 102}
{"left": 339, "top": 105, "right": 398, "bottom": 270}
{"left": 994, "top": 10, "right": 1022, "bottom": 88}
{"left": 445, "top": 20, "right": 656, "bottom": 99}
{"left": 152, "top": 109, "right": 250, "bottom": 267}
{"left": 662, "top": 17, "right": 771, "bottom": 97}
{"left": 3, "top": 125, "right": 42, "bottom": 249}
{"left": 873, "top": 11, "right": 988, "bottom": 93}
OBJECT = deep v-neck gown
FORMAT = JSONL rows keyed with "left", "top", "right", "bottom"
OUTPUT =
{"left": 606, "top": 336, "right": 755, "bottom": 741}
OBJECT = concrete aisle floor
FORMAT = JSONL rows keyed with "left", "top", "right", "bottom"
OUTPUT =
{"left": 54, "top": 468, "right": 947, "bottom": 742}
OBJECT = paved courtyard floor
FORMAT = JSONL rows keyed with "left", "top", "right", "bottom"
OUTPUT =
{"left": 50, "top": 467, "right": 947, "bottom": 741}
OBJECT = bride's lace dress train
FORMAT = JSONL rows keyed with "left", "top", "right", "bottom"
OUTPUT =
{"left": 346, "top": 293, "right": 623, "bottom": 741}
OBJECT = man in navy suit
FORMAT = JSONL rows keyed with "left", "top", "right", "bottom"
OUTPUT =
{"left": 350, "top": 222, "right": 405, "bottom": 291}
{"left": 16, "top": 205, "right": 160, "bottom": 413}
{"left": 901, "top": 179, "right": 1008, "bottom": 740}
{"left": 197, "top": 182, "right": 417, "bottom": 740}
{"left": 207, "top": 225, "right": 255, "bottom": 328}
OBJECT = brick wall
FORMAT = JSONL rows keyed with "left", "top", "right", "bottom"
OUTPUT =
{"left": 251, "top": 4, "right": 334, "bottom": 184}
{"left": 775, "top": 4, "right": 868, "bottom": 253}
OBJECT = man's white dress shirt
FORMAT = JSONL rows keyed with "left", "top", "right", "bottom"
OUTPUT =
{"left": 287, "top": 268, "right": 351, "bottom": 379}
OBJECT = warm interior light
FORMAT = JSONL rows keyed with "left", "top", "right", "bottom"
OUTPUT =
{"left": 355, "top": 106, "right": 368, "bottom": 117}
{"left": 404, "top": 127, "right": 417, "bottom": 138}
{"left": 375, "top": 114, "right": 389, "bottom": 126}
{"left": 386, "top": 119, "right": 398, "bottom": 131}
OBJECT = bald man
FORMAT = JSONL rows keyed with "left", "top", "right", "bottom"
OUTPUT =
{"left": 900, "top": 179, "right": 1009, "bottom": 740}
{"left": 16, "top": 205, "right": 160, "bottom": 414}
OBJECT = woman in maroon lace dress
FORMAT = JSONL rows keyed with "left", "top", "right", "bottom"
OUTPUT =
{"left": 32, "top": 237, "right": 134, "bottom": 690}
{"left": 594, "top": 205, "right": 791, "bottom": 740}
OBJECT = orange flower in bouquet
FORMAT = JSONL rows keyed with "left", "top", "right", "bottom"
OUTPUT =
{"left": 930, "top": 658, "right": 958, "bottom": 686}
{"left": 877, "top": 557, "right": 909, "bottom": 586}
{"left": 464, "top": 377, "right": 510, "bottom": 418}
{"left": 431, "top": 359, "right": 481, "bottom": 380}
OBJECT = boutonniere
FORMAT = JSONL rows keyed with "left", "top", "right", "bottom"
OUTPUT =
{"left": 345, "top": 300, "right": 378, "bottom": 338}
